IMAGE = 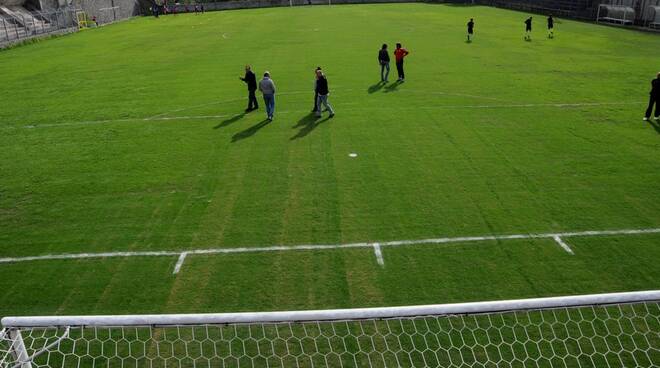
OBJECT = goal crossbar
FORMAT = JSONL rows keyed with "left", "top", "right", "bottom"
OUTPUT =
{"left": 2, "top": 290, "right": 659, "bottom": 368}
{"left": 3, "top": 290, "right": 659, "bottom": 328}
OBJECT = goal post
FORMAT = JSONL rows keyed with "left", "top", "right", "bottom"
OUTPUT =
{"left": 1, "top": 290, "right": 659, "bottom": 367}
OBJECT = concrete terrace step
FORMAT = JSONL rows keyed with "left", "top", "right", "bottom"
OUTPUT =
{"left": 0, "top": 5, "right": 51, "bottom": 31}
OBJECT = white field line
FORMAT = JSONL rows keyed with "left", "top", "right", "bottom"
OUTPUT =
{"left": 20, "top": 101, "right": 641, "bottom": 129}
{"left": 373, "top": 243, "right": 384, "bottom": 266}
{"left": 172, "top": 252, "right": 188, "bottom": 274}
{"left": 552, "top": 236, "right": 574, "bottom": 254}
{"left": 143, "top": 90, "right": 336, "bottom": 121}
{"left": 0, "top": 228, "right": 658, "bottom": 267}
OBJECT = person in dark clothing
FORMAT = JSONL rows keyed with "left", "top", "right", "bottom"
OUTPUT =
{"left": 311, "top": 66, "right": 322, "bottom": 112}
{"left": 315, "top": 69, "right": 335, "bottom": 118}
{"left": 547, "top": 15, "right": 554, "bottom": 38}
{"left": 378, "top": 44, "right": 390, "bottom": 82}
{"left": 644, "top": 72, "right": 660, "bottom": 121}
{"left": 239, "top": 65, "right": 258, "bottom": 112}
{"left": 524, "top": 17, "right": 532, "bottom": 40}
{"left": 467, "top": 18, "right": 475, "bottom": 42}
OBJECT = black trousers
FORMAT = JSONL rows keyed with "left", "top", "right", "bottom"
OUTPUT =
{"left": 645, "top": 95, "right": 658, "bottom": 118}
{"left": 313, "top": 92, "right": 319, "bottom": 110}
{"left": 248, "top": 89, "right": 258, "bottom": 109}
{"left": 396, "top": 60, "right": 404, "bottom": 80}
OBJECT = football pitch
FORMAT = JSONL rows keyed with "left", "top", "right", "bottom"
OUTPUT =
{"left": 0, "top": 3, "right": 659, "bottom": 318}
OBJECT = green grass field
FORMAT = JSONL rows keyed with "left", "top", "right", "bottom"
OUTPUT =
{"left": 0, "top": 3, "right": 659, "bottom": 318}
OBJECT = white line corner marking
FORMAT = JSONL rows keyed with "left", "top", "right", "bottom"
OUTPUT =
{"left": 172, "top": 252, "right": 188, "bottom": 274}
{"left": 373, "top": 243, "right": 384, "bottom": 266}
{"left": 552, "top": 236, "right": 574, "bottom": 254}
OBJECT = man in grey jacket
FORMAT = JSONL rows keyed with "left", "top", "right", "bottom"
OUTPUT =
{"left": 258, "top": 71, "right": 276, "bottom": 121}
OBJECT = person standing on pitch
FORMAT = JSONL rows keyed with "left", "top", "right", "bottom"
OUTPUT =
{"left": 547, "top": 14, "right": 554, "bottom": 38}
{"left": 467, "top": 18, "right": 475, "bottom": 42}
{"left": 643, "top": 72, "right": 660, "bottom": 121}
{"left": 378, "top": 44, "right": 390, "bottom": 82}
{"left": 259, "top": 71, "right": 276, "bottom": 121}
{"left": 315, "top": 69, "right": 335, "bottom": 118}
{"left": 524, "top": 17, "right": 533, "bottom": 40}
{"left": 311, "top": 66, "right": 321, "bottom": 112}
{"left": 394, "top": 43, "right": 409, "bottom": 82}
{"left": 239, "top": 65, "right": 258, "bottom": 112}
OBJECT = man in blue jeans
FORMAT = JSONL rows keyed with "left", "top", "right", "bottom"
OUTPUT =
{"left": 315, "top": 69, "right": 335, "bottom": 118}
{"left": 311, "top": 66, "right": 322, "bottom": 112}
{"left": 378, "top": 44, "right": 390, "bottom": 82}
{"left": 258, "top": 71, "right": 276, "bottom": 121}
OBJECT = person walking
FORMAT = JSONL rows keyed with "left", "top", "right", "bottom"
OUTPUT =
{"left": 315, "top": 69, "right": 335, "bottom": 118}
{"left": 643, "top": 72, "right": 660, "bottom": 121}
{"left": 467, "top": 18, "right": 475, "bottom": 42}
{"left": 394, "top": 43, "right": 409, "bottom": 82}
{"left": 547, "top": 14, "right": 554, "bottom": 38}
{"left": 239, "top": 65, "right": 258, "bottom": 112}
{"left": 524, "top": 17, "right": 533, "bottom": 40}
{"left": 311, "top": 66, "right": 321, "bottom": 112}
{"left": 378, "top": 44, "right": 390, "bottom": 82}
{"left": 259, "top": 71, "right": 276, "bottom": 121}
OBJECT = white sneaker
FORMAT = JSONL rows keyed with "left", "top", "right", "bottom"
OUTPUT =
{"left": 654, "top": 117, "right": 659, "bottom": 121}
{"left": 643, "top": 117, "right": 649, "bottom": 121}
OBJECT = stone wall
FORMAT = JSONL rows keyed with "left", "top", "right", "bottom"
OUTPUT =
{"left": 71, "top": 0, "right": 146, "bottom": 23}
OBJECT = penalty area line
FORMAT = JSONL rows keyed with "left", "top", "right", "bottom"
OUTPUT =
{"left": 0, "top": 227, "right": 659, "bottom": 273}
{"left": 172, "top": 252, "right": 188, "bottom": 274}
{"left": 373, "top": 243, "right": 384, "bottom": 266}
{"left": 552, "top": 236, "right": 574, "bottom": 254}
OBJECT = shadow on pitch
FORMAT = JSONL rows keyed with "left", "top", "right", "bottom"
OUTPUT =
{"left": 214, "top": 113, "right": 245, "bottom": 129}
{"left": 647, "top": 119, "right": 660, "bottom": 134}
{"left": 231, "top": 119, "right": 270, "bottom": 142}
{"left": 383, "top": 80, "right": 402, "bottom": 93}
{"left": 368, "top": 81, "right": 385, "bottom": 94}
{"left": 290, "top": 113, "right": 330, "bottom": 140}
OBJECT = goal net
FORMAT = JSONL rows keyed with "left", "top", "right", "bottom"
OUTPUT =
{"left": 1, "top": 291, "right": 658, "bottom": 368}
{"left": 597, "top": 0, "right": 636, "bottom": 24}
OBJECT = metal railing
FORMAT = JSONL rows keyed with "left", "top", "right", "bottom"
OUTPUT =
{"left": 0, "top": 8, "right": 77, "bottom": 47}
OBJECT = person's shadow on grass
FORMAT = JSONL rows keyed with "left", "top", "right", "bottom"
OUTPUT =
{"left": 214, "top": 113, "right": 245, "bottom": 129}
{"left": 383, "top": 80, "right": 402, "bottom": 93}
{"left": 231, "top": 119, "right": 270, "bottom": 142}
{"left": 368, "top": 81, "right": 385, "bottom": 94}
{"left": 290, "top": 113, "right": 330, "bottom": 140}
{"left": 647, "top": 119, "right": 660, "bottom": 134}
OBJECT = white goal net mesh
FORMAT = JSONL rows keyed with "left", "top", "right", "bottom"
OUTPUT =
{"left": 1, "top": 291, "right": 658, "bottom": 368}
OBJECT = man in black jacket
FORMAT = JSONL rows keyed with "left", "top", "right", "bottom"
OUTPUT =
{"left": 467, "top": 19, "right": 474, "bottom": 42}
{"left": 378, "top": 44, "right": 390, "bottom": 82}
{"left": 315, "top": 69, "right": 335, "bottom": 118}
{"left": 644, "top": 72, "right": 660, "bottom": 121}
{"left": 239, "top": 65, "right": 258, "bottom": 112}
{"left": 524, "top": 17, "right": 532, "bottom": 40}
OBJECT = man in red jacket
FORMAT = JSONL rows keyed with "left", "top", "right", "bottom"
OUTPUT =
{"left": 393, "top": 43, "right": 409, "bottom": 82}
